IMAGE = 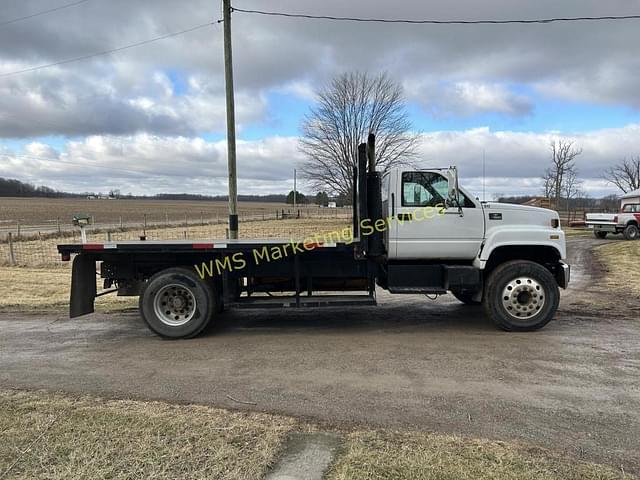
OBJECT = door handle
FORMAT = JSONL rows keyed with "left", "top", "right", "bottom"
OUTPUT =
{"left": 444, "top": 209, "right": 464, "bottom": 217}
{"left": 397, "top": 213, "right": 413, "bottom": 221}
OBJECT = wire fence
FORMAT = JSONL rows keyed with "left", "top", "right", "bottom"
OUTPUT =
{"left": 0, "top": 208, "right": 353, "bottom": 267}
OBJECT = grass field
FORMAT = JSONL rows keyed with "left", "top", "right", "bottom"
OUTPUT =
{"left": 0, "top": 217, "right": 352, "bottom": 266}
{"left": 0, "top": 216, "right": 352, "bottom": 310}
{"left": 563, "top": 226, "right": 593, "bottom": 237}
{"left": 0, "top": 197, "right": 291, "bottom": 227}
{"left": 593, "top": 239, "right": 640, "bottom": 296}
{"left": 326, "top": 431, "right": 627, "bottom": 480}
{"left": 0, "top": 390, "right": 629, "bottom": 480}
{"left": 0, "top": 264, "right": 136, "bottom": 312}
{"left": 0, "top": 390, "right": 296, "bottom": 480}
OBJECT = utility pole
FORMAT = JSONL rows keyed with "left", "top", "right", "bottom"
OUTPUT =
{"left": 482, "top": 149, "right": 486, "bottom": 202}
{"left": 293, "top": 168, "right": 297, "bottom": 211}
{"left": 223, "top": 0, "right": 238, "bottom": 239}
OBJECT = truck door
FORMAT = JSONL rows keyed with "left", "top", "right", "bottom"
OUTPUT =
{"left": 389, "top": 171, "right": 485, "bottom": 260}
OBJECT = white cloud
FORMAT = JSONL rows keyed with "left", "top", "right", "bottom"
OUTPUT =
{"left": 405, "top": 80, "right": 533, "bottom": 117}
{"left": 0, "top": 134, "right": 300, "bottom": 195}
{"left": 2, "top": 125, "right": 639, "bottom": 197}
{"left": 1, "top": 0, "right": 640, "bottom": 139}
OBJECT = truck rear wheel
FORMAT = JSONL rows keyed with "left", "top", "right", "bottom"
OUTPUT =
{"left": 451, "top": 290, "right": 481, "bottom": 305}
{"left": 623, "top": 224, "right": 639, "bottom": 240}
{"left": 484, "top": 260, "right": 559, "bottom": 332}
{"left": 594, "top": 231, "right": 607, "bottom": 239}
{"left": 139, "top": 267, "right": 216, "bottom": 339}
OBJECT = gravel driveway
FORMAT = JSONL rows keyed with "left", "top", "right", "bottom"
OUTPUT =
{"left": 1, "top": 237, "right": 638, "bottom": 472}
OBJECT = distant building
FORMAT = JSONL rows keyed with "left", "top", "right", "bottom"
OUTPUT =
{"left": 522, "top": 197, "right": 551, "bottom": 209}
{"left": 621, "top": 188, "right": 640, "bottom": 206}
{"left": 327, "top": 201, "right": 337, "bottom": 208}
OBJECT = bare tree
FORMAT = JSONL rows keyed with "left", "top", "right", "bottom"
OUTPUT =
{"left": 542, "top": 168, "right": 555, "bottom": 198}
{"left": 604, "top": 156, "right": 640, "bottom": 194}
{"left": 563, "top": 167, "right": 583, "bottom": 212}
{"left": 542, "top": 140, "right": 582, "bottom": 206}
{"left": 299, "top": 72, "right": 419, "bottom": 196}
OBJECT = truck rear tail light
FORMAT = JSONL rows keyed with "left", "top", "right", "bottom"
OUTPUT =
{"left": 551, "top": 219, "right": 559, "bottom": 228}
{"left": 613, "top": 215, "right": 618, "bottom": 223}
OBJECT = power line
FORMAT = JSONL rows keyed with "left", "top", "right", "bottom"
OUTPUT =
{"left": 0, "top": 0, "right": 93, "bottom": 28}
{"left": 231, "top": 6, "right": 640, "bottom": 25}
{"left": 0, "top": 21, "right": 218, "bottom": 78}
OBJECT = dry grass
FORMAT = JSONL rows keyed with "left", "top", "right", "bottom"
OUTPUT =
{"left": 563, "top": 227, "right": 593, "bottom": 237}
{"left": 0, "top": 390, "right": 296, "bottom": 480}
{"left": 0, "top": 264, "right": 135, "bottom": 312}
{"left": 0, "top": 217, "right": 352, "bottom": 267}
{"left": 593, "top": 240, "right": 640, "bottom": 297}
{"left": 0, "top": 197, "right": 288, "bottom": 226}
{"left": 0, "top": 217, "right": 351, "bottom": 311}
{"left": 327, "top": 431, "right": 629, "bottom": 480}
{"left": 1, "top": 390, "right": 629, "bottom": 480}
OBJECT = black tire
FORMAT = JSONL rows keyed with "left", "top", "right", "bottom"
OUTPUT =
{"left": 139, "top": 267, "right": 216, "bottom": 339}
{"left": 451, "top": 290, "right": 481, "bottom": 305}
{"left": 484, "top": 260, "right": 560, "bottom": 332}
{"left": 594, "top": 231, "right": 607, "bottom": 239}
{"left": 623, "top": 224, "right": 639, "bottom": 241}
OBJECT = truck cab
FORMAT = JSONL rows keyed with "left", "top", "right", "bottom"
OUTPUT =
{"left": 375, "top": 166, "right": 569, "bottom": 329}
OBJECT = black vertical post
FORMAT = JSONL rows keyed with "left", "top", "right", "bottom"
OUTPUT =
{"left": 357, "top": 143, "right": 368, "bottom": 252}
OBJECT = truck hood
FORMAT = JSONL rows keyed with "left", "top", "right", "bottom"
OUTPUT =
{"left": 482, "top": 202, "right": 560, "bottom": 229}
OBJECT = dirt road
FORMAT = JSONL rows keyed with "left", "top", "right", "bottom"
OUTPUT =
{"left": 1, "top": 238, "right": 638, "bottom": 472}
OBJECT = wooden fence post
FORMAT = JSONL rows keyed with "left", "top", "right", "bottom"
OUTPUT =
{"left": 8, "top": 232, "right": 16, "bottom": 266}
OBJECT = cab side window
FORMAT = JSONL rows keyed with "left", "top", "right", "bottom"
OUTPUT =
{"left": 623, "top": 204, "right": 640, "bottom": 213}
{"left": 401, "top": 172, "right": 446, "bottom": 207}
{"left": 401, "top": 172, "right": 475, "bottom": 208}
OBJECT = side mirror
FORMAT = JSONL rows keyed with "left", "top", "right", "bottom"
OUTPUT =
{"left": 446, "top": 166, "right": 460, "bottom": 207}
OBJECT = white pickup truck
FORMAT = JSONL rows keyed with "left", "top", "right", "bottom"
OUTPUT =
{"left": 585, "top": 203, "right": 640, "bottom": 240}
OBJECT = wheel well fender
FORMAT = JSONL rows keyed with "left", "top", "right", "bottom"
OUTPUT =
{"left": 483, "top": 245, "right": 562, "bottom": 277}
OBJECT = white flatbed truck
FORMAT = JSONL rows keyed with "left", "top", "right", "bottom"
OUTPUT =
{"left": 58, "top": 136, "right": 569, "bottom": 339}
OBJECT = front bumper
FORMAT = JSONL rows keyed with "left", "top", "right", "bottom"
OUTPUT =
{"left": 556, "top": 261, "right": 570, "bottom": 289}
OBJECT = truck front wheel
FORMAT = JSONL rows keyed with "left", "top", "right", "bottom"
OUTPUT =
{"left": 484, "top": 260, "right": 559, "bottom": 332}
{"left": 623, "top": 224, "right": 639, "bottom": 240}
{"left": 139, "top": 267, "right": 216, "bottom": 339}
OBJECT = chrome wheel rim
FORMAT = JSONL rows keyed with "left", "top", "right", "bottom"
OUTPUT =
{"left": 501, "top": 276, "right": 545, "bottom": 320}
{"left": 153, "top": 284, "right": 196, "bottom": 327}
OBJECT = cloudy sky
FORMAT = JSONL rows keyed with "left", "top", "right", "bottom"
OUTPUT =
{"left": 1, "top": 0, "right": 640, "bottom": 198}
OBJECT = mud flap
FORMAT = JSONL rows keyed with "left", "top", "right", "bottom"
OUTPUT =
{"left": 70, "top": 255, "right": 97, "bottom": 318}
